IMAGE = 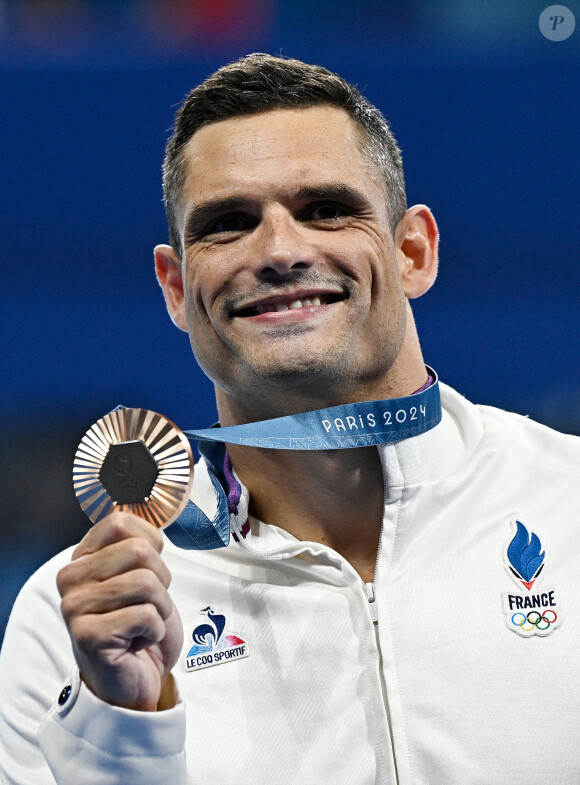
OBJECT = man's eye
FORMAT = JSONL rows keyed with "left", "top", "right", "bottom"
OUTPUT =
{"left": 310, "top": 203, "right": 347, "bottom": 221}
{"left": 209, "top": 214, "right": 249, "bottom": 233}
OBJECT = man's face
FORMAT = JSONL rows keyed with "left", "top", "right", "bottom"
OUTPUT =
{"left": 174, "top": 106, "right": 409, "bottom": 405}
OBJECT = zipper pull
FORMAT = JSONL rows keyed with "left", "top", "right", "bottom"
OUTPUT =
{"left": 365, "top": 582, "right": 379, "bottom": 623}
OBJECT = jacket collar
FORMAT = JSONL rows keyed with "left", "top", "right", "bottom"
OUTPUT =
{"left": 186, "top": 382, "right": 484, "bottom": 558}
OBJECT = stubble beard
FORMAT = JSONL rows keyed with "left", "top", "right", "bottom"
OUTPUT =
{"left": 213, "top": 327, "right": 405, "bottom": 414}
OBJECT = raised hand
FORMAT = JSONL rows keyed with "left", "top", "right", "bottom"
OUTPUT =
{"left": 57, "top": 512, "right": 183, "bottom": 712}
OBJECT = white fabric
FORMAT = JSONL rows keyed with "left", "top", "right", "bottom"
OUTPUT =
{"left": 1, "top": 383, "right": 580, "bottom": 785}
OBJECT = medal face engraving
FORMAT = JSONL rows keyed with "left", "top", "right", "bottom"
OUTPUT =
{"left": 73, "top": 408, "right": 194, "bottom": 528}
{"left": 98, "top": 440, "right": 159, "bottom": 505}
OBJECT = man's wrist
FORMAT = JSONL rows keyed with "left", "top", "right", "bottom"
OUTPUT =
{"left": 157, "top": 672, "right": 178, "bottom": 711}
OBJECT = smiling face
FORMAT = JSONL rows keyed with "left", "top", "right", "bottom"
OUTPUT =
{"left": 156, "top": 106, "right": 436, "bottom": 417}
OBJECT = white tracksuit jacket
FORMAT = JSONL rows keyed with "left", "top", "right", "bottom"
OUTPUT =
{"left": 1, "top": 383, "right": 580, "bottom": 785}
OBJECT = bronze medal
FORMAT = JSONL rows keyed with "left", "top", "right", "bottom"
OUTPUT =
{"left": 73, "top": 408, "right": 194, "bottom": 528}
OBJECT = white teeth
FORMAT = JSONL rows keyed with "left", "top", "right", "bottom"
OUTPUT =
{"left": 252, "top": 296, "right": 327, "bottom": 314}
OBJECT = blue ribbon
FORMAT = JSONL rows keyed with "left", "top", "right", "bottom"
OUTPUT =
{"left": 165, "top": 372, "right": 442, "bottom": 551}
{"left": 184, "top": 378, "right": 441, "bottom": 450}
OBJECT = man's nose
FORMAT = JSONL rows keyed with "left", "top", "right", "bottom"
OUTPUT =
{"left": 254, "top": 212, "right": 316, "bottom": 278}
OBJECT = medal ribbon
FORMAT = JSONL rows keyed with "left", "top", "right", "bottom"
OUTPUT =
{"left": 184, "top": 375, "right": 441, "bottom": 450}
{"left": 165, "top": 371, "right": 442, "bottom": 551}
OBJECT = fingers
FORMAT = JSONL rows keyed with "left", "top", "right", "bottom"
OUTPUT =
{"left": 56, "top": 510, "right": 183, "bottom": 710}
{"left": 59, "top": 535, "right": 172, "bottom": 595}
{"left": 71, "top": 510, "right": 164, "bottom": 560}
{"left": 58, "top": 511, "right": 172, "bottom": 624}
{"left": 70, "top": 603, "right": 168, "bottom": 658}
{"left": 68, "top": 601, "right": 178, "bottom": 710}
{"left": 60, "top": 567, "right": 174, "bottom": 620}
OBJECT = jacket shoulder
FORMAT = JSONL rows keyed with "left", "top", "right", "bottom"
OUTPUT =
{"left": 476, "top": 401, "right": 580, "bottom": 474}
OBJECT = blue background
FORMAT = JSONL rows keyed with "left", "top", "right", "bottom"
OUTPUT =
{"left": 1, "top": 0, "right": 579, "bottom": 642}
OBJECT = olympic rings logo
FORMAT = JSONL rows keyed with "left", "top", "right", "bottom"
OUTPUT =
{"left": 511, "top": 610, "right": 557, "bottom": 632}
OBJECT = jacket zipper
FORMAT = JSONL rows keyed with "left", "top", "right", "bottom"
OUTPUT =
{"left": 364, "top": 449, "right": 388, "bottom": 625}
{"left": 362, "top": 451, "right": 401, "bottom": 783}
{"left": 365, "top": 581, "right": 379, "bottom": 622}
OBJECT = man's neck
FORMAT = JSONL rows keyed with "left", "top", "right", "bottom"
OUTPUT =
{"left": 217, "top": 349, "right": 429, "bottom": 582}
{"left": 227, "top": 443, "right": 385, "bottom": 583}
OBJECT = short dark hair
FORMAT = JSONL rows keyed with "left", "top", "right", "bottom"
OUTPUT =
{"left": 162, "top": 53, "right": 407, "bottom": 256}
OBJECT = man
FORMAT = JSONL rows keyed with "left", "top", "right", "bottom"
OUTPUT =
{"left": 1, "top": 53, "right": 579, "bottom": 785}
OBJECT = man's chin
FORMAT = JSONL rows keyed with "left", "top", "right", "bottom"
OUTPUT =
{"left": 238, "top": 355, "right": 355, "bottom": 399}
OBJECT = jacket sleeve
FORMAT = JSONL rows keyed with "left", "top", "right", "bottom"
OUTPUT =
{"left": 0, "top": 550, "right": 186, "bottom": 785}
{"left": 38, "top": 672, "right": 186, "bottom": 785}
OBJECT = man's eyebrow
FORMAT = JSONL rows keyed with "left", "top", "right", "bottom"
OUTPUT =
{"left": 184, "top": 197, "right": 251, "bottom": 237}
{"left": 296, "top": 183, "right": 371, "bottom": 208}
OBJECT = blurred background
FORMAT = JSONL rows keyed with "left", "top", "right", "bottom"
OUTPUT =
{"left": 1, "top": 0, "right": 579, "bottom": 643}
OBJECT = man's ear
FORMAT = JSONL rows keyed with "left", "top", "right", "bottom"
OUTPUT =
{"left": 395, "top": 205, "right": 439, "bottom": 299}
{"left": 154, "top": 245, "right": 188, "bottom": 332}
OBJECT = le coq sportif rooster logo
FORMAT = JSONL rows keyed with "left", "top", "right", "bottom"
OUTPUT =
{"left": 185, "top": 606, "right": 249, "bottom": 671}
{"left": 191, "top": 606, "right": 227, "bottom": 649}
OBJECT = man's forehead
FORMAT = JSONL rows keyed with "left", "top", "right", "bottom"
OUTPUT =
{"left": 179, "top": 105, "right": 386, "bottom": 206}
{"left": 185, "top": 106, "right": 358, "bottom": 164}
